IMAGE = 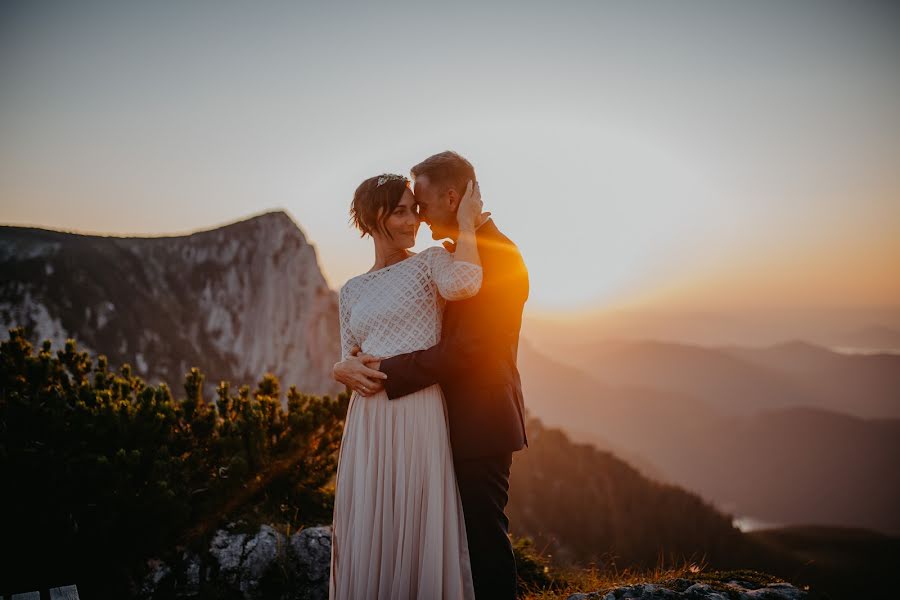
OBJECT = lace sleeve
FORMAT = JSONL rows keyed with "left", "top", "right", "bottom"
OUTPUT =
{"left": 427, "top": 246, "right": 483, "bottom": 301}
{"left": 338, "top": 282, "right": 360, "bottom": 359}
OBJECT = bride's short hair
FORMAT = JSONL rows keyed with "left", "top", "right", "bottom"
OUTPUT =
{"left": 410, "top": 151, "right": 476, "bottom": 197}
{"left": 349, "top": 173, "right": 410, "bottom": 238}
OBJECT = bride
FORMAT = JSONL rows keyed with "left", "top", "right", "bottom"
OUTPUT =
{"left": 329, "top": 172, "right": 485, "bottom": 599}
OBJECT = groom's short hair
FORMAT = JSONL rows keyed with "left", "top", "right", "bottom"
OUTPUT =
{"left": 410, "top": 151, "right": 476, "bottom": 197}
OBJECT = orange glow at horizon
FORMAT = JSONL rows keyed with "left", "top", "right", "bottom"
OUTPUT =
{"left": 520, "top": 224, "right": 900, "bottom": 320}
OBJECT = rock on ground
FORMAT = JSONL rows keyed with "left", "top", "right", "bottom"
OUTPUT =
{"left": 140, "top": 523, "right": 332, "bottom": 600}
{"left": 567, "top": 578, "right": 808, "bottom": 600}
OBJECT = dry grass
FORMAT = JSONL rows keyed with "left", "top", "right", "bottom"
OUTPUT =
{"left": 520, "top": 552, "right": 715, "bottom": 599}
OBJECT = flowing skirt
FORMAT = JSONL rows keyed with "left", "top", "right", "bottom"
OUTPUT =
{"left": 329, "top": 383, "right": 475, "bottom": 600}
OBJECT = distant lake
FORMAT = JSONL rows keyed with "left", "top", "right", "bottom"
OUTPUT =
{"left": 828, "top": 346, "right": 900, "bottom": 356}
{"left": 732, "top": 515, "right": 783, "bottom": 532}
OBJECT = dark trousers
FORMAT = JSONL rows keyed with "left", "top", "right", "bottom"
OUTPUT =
{"left": 453, "top": 452, "right": 517, "bottom": 600}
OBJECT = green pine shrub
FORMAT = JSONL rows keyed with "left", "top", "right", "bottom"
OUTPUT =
{"left": 0, "top": 326, "right": 348, "bottom": 598}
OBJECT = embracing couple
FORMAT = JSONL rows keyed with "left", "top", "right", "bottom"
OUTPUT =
{"left": 328, "top": 150, "right": 529, "bottom": 599}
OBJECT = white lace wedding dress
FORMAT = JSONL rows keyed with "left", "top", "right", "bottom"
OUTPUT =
{"left": 329, "top": 245, "right": 482, "bottom": 600}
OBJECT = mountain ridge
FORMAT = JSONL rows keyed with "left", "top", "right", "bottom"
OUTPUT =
{"left": 0, "top": 209, "right": 341, "bottom": 398}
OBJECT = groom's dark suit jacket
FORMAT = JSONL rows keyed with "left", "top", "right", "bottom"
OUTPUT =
{"left": 379, "top": 219, "right": 529, "bottom": 460}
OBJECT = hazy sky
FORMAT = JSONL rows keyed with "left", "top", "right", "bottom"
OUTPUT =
{"left": 2, "top": 0, "right": 898, "bottom": 315}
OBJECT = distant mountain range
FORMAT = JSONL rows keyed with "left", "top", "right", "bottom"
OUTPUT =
{"left": 0, "top": 210, "right": 342, "bottom": 399}
{"left": 518, "top": 340, "right": 900, "bottom": 535}
{"left": 723, "top": 340, "right": 900, "bottom": 417}
{"left": 828, "top": 324, "right": 900, "bottom": 351}
{"left": 531, "top": 338, "right": 900, "bottom": 419}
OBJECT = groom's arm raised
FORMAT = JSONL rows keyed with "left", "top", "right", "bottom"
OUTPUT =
{"left": 378, "top": 248, "right": 528, "bottom": 400}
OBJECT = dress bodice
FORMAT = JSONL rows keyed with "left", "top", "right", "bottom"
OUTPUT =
{"left": 338, "top": 246, "right": 483, "bottom": 360}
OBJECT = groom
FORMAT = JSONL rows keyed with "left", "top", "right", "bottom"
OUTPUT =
{"left": 333, "top": 150, "right": 529, "bottom": 599}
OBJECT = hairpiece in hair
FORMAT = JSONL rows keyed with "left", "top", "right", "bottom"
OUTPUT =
{"left": 376, "top": 173, "right": 407, "bottom": 187}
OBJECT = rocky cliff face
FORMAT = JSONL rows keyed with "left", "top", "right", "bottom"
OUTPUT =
{"left": 0, "top": 210, "right": 341, "bottom": 398}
